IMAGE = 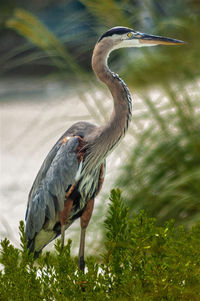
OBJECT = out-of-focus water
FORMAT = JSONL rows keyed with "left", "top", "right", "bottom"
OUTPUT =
{"left": 0, "top": 77, "right": 141, "bottom": 254}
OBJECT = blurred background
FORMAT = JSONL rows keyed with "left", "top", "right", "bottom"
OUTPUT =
{"left": 0, "top": 0, "right": 200, "bottom": 254}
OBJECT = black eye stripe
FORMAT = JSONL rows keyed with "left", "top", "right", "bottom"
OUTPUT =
{"left": 98, "top": 27, "right": 134, "bottom": 42}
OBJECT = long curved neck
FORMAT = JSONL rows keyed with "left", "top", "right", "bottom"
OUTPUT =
{"left": 83, "top": 39, "right": 132, "bottom": 173}
{"left": 92, "top": 40, "right": 132, "bottom": 148}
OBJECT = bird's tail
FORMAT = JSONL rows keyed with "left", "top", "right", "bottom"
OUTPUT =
{"left": 26, "top": 236, "right": 41, "bottom": 259}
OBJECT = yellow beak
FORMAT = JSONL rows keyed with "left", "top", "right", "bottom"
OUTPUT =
{"left": 136, "top": 32, "right": 185, "bottom": 46}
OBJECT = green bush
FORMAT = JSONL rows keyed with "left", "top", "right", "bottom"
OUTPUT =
{"left": 1, "top": 189, "right": 200, "bottom": 300}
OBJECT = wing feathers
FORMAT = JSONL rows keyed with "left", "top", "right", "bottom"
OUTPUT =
{"left": 25, "top": 136, "right": 80, "bottom": 244}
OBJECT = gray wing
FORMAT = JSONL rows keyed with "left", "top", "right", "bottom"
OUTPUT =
{"left": 25, "top": 136, "right": 80, "bottom": 242}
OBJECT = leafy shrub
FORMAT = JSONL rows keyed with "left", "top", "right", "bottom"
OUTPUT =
{"left": 1, "top": 189, "right": 200, "bottom": 300}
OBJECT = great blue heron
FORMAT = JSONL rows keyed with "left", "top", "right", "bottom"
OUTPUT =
{"left": 25, "top": 26, "right": 184, "bottom": 271}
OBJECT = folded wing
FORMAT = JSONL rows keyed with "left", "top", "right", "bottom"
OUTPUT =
{"left": 25, "top": 136, "right": 81, "bottom": 247}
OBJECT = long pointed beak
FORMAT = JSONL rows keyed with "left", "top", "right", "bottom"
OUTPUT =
{"left": 136, "top": 32, "right": 185, "bottom": 46}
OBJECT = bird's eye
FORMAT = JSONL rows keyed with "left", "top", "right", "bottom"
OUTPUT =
{"left": 127, "top": 32, "right": 133, "bottom": 38}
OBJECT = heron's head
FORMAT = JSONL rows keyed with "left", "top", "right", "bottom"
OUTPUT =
{"left": 98, "top": 26, "right": 185, "bottom": 50}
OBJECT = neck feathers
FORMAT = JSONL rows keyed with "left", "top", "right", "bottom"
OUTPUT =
{"left": 84, "top": 39, "right": 132, "bottom": 172}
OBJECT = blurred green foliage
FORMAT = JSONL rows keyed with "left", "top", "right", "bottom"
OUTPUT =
{"left": 80, "top": 0, "right": 131, "bottom": 27}
{"left": 2, "top": 0, "right": 200, "bottom": 86}
{"left": 5, "top": 9, "right": 85, "bottom": 76}
{"left": 1, "top": 1, "right": 200, "bottom": 239}
{"left": 116, "top": 80, "right": 200, "bottom": 229}
{"left": 1, "top": 189, "right": 200, "bottom": 300}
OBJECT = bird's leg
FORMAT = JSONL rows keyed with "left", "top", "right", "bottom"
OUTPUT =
{"left": 59, "top": 198, "right": 73, "bottom": 248}
{"left": 78, "top": 198, "right": 94, "bottom": 272}
{"left": 61, "top": 224, "right": 65, "bottom": 247}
